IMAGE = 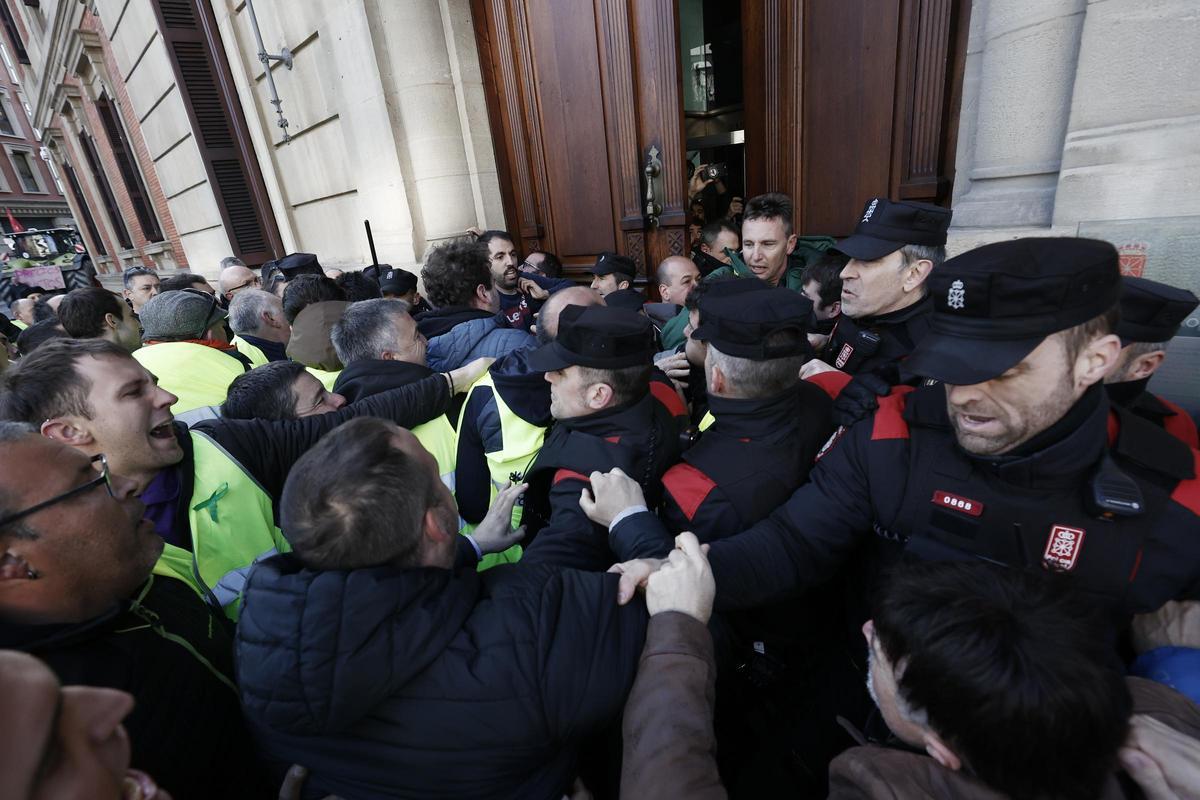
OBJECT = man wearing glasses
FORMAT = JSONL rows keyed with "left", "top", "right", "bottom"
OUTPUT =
{"left": 0, "top": 422, "right": 276, "bottom": 797}
{"left": 477, "top": 230, "right": 575, "bottom": 332}
{"left": 217, "top": 260, "right": 261, "bottom": 306}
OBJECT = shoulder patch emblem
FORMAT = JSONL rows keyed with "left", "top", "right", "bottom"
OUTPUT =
{"left": 947, "top": 279, "right": 965, "bottom": 310}
{"left": 1043, "top": 524, "right": 1085, "bottom": 571}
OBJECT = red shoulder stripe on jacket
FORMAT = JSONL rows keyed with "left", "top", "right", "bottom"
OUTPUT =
{"left": 1160, "top": 397, "right": 1200, "bottom": 449}
{"left": 870, "top": 387, "right": 914, "bottom": 441}
{"left": 553, "top": 468, "right": 590, "bottom": 486}
{"left": 650, "top": 379, "right": 688, "bottom": 418}
{"left": 1169, "top": 449, "right": 1200, "bottom": 516}
{"left": 806, "top": 370, "right": 853, "bottom": 400}
{"left": 663, "top": 463, "right": 718, "bottom": 522}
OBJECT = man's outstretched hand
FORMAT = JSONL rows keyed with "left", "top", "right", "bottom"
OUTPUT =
{"left": 579, "top": 467, "right": 647, "bottom": 528}
{"left": 471, "top": 481, "right": 527, "bottom": 554}
{"left": 645, "top": 532, "right": 715, "bottom": 623}
{"left": 448, "top": 357, "right": 495, "bottom": 393}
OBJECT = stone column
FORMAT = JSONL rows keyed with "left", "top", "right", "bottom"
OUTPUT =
{"left": 1052, "top": 0, "right": 1200, "bottom": 227}
{"left": 364, "top": 0, "right": 505, "bottom": 259}
{"left": 950, "top": 0, "right": 1087, "bottom": 230}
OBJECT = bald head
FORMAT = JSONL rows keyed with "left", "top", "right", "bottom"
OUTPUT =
{"left": 538, "top": 286, "right": 603, "bottom": 342}
{"left": 12, "top": 298, "right": 35, "bottom": 326}
{"left": 218, "top": 264, "right": 259, "bottom": 301}
{"left": 656, "top": 256, "right": 700, "bottom": 306}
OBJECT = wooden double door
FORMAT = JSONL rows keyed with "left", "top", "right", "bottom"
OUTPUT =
{"left": 472, "top": 0, "right": 969, "bottom": 285}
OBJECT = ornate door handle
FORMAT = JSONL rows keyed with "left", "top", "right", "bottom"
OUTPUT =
{"left": 644, "top": 145, "right": 663, "bottom": 227}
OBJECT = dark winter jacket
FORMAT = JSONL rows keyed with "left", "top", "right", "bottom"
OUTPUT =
{"left": 332, "top": 358, "right": 437, "bottom": 403}
{"left": 0, "top": 575, "right": 275, "bottom": 800}
{"left": 417, "top": 305, "right": 535, "bottom": 371}
{"left": 236, "top": 555, "right": 649, "bottom": 800}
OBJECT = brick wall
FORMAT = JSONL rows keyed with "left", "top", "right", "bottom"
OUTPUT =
{"left": 75, "top": 10, "right": 186, "bottom": 270}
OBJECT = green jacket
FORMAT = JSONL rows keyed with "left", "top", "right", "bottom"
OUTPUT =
{"left": 660, "top": 237, "right": 836, "bottom": 349}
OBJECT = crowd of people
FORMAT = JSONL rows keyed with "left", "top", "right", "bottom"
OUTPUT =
{"left": 1, "top": 190, "right": 1199, "bottom": 800}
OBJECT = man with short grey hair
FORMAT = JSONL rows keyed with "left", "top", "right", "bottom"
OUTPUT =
{"left": 331, "top": 299, "right": 455, "bottom": 487}
{"left": 228, "top": 288, "right": 291, "bottom": 367}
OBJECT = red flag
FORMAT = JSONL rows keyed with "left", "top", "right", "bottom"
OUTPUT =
{"left": 4, "top": 208, "right": 24, "bottom": 233}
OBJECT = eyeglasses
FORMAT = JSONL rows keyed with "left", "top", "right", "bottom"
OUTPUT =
{"left": 518, "top": 261, "right": 544, "bottom": 275}
{"left": 226, "top": 275, "right": 261, "bottom": 295}
{"left": 0, "top": 454, "right": 114, "bottom": 529}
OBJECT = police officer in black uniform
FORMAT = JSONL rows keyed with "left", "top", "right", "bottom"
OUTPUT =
{"left": 661, "top": 282, "right": 833, "bottom": 540}
{"left": 518, "top": 305, "right": 681, "bottom": 571}
{"left": 808, "top": 198, "right": 953, "bottom": 423}
{"left": 1104, "top": 276, "right": 1200, "bottom": 448}
{"left": 588, "top": 252, "right": 637, "bottom": 299}
{"left": 594, "top": 237, "right": 1200, "bottom": 623}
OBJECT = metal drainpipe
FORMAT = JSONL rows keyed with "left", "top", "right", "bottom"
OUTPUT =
{"left": 243, "top": 0, "right": 293, "bottom": 144}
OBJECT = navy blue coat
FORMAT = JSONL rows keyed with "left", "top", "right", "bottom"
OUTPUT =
{"left": 236, "top": 555, "right": 648, "bottom": 799}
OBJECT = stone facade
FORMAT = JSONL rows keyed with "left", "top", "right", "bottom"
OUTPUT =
{"left": 208, "top": 0, "right": 505, "bottom": 271}
{"left": 7, "top": 0, "right": 1196, "bottom": 288}
{"left": 0, "top": 14, "right": 71, "bottom": 232}
{"left": 7, "top": 0, "right": 504, "bottom": 279}
{"left": 8, "top": 1, "right": 187, "bottom": 274}
{"left": 949, "top": 0, "right": 1200, "bottom": 298}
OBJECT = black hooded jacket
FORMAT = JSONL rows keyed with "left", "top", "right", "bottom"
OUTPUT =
{"left": 0, "top": 576, "right": 275, "bottom": 799}
{"left": 236, "top": 556, "right": 648, "bottom": 799}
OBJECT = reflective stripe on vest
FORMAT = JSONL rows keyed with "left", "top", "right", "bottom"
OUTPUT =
{"left": 307, "top": 367, "right": 341, "bottom": 392}
{"left": 699, "top": 411, "right": 715, "bottom": 432}
{"left": 134, "top": 342, "right": 246, "bottom": 415}
{"left": 456, "top": 372, "right": 546, "bottom": 570}
{"left": 231, "top": 336, "right": 270, "bottom": 368}
{"left": 184, "top": 430, "right": 290, "bottom": 619}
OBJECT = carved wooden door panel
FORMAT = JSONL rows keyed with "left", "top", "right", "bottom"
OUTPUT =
{"left": 745, "top": 0, "right": 969, "bottom": 237}
{"left": 471, "top": 0, "right": 688, "bottom": 284}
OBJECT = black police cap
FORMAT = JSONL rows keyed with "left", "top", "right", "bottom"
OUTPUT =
{"left": 525, "top": 304, "right": 655, "bottom": 372}
{"left": 261, "top": 252, "right": 324, "bottom": 285}
{"left": 903, "top": 237, "right": 1121, "bottom": 385}
{"left": 1116, "top": 276, "right": 1199, "bottom": 344}
{"left": 591, "top": 252, "right": 637, "bottom": 281}
{"left": 692, "top": 285, "right": 813, "bottom": 360}
{"left": 380, "top": 268, "right": 417, "bottom": 295}
{"left": 836, "top": 198, "right": 952, "bottom": 262}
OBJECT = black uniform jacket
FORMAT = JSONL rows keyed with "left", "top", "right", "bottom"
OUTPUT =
{"left": 521, "top": 391, "right": 682, "bottom": 571}
{"left": 819, "top": 294, "right": 932, "bottom": 380}
{"left": 660, "top": 383, "right": 833, "bottom": 542}
{"left": 612, "top": 383, "right": 1200, "bottom": 617}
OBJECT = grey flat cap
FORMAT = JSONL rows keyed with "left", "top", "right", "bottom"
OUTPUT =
{"left": 140, "top": 288, "right": 226, "bottom": 341}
